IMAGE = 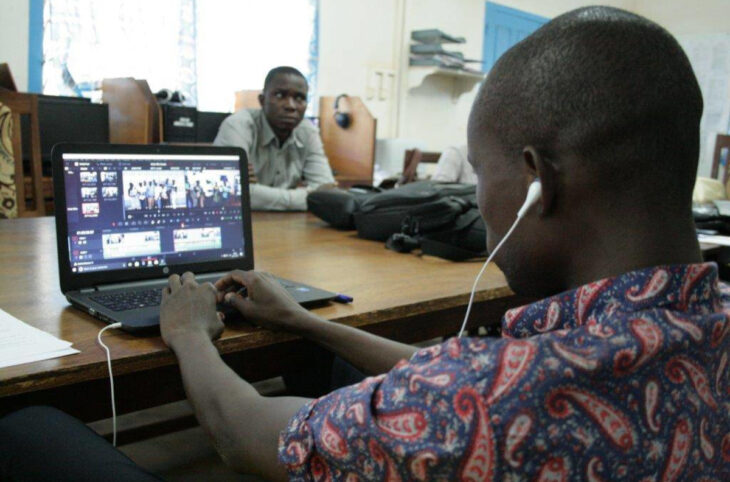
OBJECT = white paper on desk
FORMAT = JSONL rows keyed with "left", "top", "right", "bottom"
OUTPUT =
{"left": 0, "top": 308, "right": 79, "bottom": 368}
{"left": 0, "top": 348, "right": 79, "bottom": 369}
{"left": 698, "top": 234, "right": 730, "bottom": 246}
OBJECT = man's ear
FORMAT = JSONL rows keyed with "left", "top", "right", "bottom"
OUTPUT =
{"left": 258, "top": 93, "right": 265, "bottom": 109}
{"left": 523, "top": 146, "right": 558, "bottom": 216}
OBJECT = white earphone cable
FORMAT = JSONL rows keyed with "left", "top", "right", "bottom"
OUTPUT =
{"left": 457, "top": 215, "right": 523, "bottom": 338}
{"left": 97, "top": 322, "right": 123, "bottom": 446}
{"left": 458, "top": 179, "right": 542, "bottom": 338}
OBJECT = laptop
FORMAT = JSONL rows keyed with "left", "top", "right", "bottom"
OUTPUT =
{"left": 52, "top": 143, "right": 336, "bottom": 332}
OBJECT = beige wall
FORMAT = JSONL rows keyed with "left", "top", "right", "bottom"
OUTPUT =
{"left": 318, "top": 0, "right": 401, "bottom": 137}
{"left": 492, "top": 0, "right": 636, "bottom": 18}
{"left": 396, "top": 0, "right": 483, "bottom": 149}
{"left": 636, "top": 0, "right": 730, "bottom": 35}
{"left": 0, "top": 0, "right": 30, "bottom": 91}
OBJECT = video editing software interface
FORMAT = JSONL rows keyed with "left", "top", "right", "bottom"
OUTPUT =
{"left": 62, "top": 153, "right": 245, "bottom": 274}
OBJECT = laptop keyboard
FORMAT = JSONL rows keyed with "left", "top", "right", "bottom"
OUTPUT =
{"left": 90, "top": 289, "right": 162, "bottom": 312}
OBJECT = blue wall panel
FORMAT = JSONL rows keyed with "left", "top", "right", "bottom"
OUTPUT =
{"left": 482, "top": 2, "right": 548, "bottom": 73}
{"left": 28, "top": 0, "right": 44, "bottom": 92}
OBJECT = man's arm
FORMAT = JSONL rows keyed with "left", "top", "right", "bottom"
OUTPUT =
{"left": 213, "top": 114, "right": 253, "bottom": 153}
{"left": 431, "top": 146, "right": 463, "bottom": 183}
{"left": 298, "top": 311, "right": 417, "bottom": 375}
{"left": 217, "top": 271, "right": 417, "bottom": 375}
{"left": 248, "top": 183, "right": 309, "bottom": 211}
{"left": 215, "top": 113, "right": 308, "bottom": 211}
{"left": 245, "top": 128, "right": 336, "bottom": 211}
{"left": 160, "top": 273, "right": 310, "bottom": 480}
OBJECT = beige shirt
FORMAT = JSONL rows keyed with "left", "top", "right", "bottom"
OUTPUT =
{"left": 213, "top": 109, "right": 335, "bottom": 211}
{"left": 431, "top": 145, "right": 477, "bottom": 184}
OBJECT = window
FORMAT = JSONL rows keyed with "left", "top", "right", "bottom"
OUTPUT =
{"left": 41, "top": 0, "right": 318, "bottom": 112}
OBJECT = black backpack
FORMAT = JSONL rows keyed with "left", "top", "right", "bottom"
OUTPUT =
{"left": 352, "top": 181, "right": 476, "bottom": 240}
{"left": 307, "top": 185, "right": 382, "bottom": 229}
{"left": 387, "top": 207, "right": 487, "bottom": 261}
{"left": 307, "top": 181, "right": 487, "bottom": 260}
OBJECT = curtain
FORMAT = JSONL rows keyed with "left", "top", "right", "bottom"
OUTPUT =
{"left": 42, "top": 0, "right": 319, "bottom": 112}
{"left": 194, "top": 0, "right": 319, "bottom": 112}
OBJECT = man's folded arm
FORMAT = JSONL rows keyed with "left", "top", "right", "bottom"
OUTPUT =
{"left": 249, "top": 184, "right": 308, "bottom": 211}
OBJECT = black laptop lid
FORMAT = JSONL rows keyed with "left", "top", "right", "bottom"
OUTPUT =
{"left": 52, "top": 143, "right": 253, "bottom": 294}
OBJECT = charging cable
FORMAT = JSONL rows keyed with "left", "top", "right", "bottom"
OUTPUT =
{"left": 97, "top": 322, "right": 123, "bottom": 446}
{"left": 458, "top": 180, "right": 542, "bottom": 338}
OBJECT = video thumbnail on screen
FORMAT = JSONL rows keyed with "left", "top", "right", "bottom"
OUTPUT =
{"left": 102, "top": 231, "right": 161, "bottom": 259}
{"left": 122, "top": 171, "right": 186, "bottom": 210}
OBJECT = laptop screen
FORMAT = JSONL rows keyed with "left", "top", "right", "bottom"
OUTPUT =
{"left": 61, "top": 153, "right": 245, "bottom": 274}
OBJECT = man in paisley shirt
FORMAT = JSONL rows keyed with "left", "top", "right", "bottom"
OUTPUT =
{"left": 1, "top": 5, "right": 728, "bottom": 482}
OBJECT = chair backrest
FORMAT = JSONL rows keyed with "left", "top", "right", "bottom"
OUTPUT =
{"left": 234, "top": 90, "right": 262, "bottom": 112}
{"left": 400, "top": 148, "right": 441, "bottom": 185}
{"left": 711, "top": 134, "right": 730, "bottom": 188}
{"left": 0, "top": 101, "right": 16, "bottom": 218}
{"left": 0, "top": 63, "right": 18, "bottom": 91}
{"left": 319, "top": 95, "right": 376, "bottom": 186}
{"left": 0, "top": 89, "right": 44, "bottom": 217}
{"left": 102, "top": 78, "right": 161, "bottom": 144}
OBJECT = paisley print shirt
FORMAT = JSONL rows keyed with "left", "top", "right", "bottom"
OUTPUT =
{"left": 279, "top": 263, "right": 730, "bottom": 480}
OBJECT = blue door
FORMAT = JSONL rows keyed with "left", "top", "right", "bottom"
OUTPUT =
{"left": 482, "top": 2, "right": 548, "bottom": 72}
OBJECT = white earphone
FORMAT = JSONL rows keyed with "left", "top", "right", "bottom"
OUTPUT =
{"left": 457, "top": 178, "right": 542, "bottom": 337}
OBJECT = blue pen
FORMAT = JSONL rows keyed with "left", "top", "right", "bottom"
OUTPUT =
{"left": 333, "top": 293, "right": 353, "bottom": 303}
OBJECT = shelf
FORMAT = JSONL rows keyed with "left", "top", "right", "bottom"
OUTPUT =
{"left": 407, "top": 66, "right": 484, "bottom": 100}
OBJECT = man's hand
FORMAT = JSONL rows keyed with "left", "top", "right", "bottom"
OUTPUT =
{"left": 247, "top": 163, "right": 257, "bottom": 184}
{"left": 160, "top": 272, "right": 224, "bottom": 351}
{"left": 214, "top": 270, "right": 311, "bottom": 333}
{"left": 314, "top": 183, "right": 338, "bottom": 192}
{"left": 216, "top": 270, "right": 417, "bottom": 376}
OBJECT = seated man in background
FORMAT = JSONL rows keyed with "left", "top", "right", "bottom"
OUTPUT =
{"left": 1, "top": 6, "right": 727, "bottom": 481}
{"left": 214, "top": 66, "right": 335, "bottom": 211}
{"left": 431, "top": 144, "right": 477, "bottom": 183}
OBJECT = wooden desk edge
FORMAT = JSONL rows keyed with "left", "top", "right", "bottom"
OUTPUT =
{"left": 0, "top": 285, "right": 517, "bottom": 398}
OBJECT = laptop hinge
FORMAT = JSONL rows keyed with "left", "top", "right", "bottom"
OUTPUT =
{"left": 79, "top": 287, "right": 97, "bottom": 294}
{"left": 95, "top": 278, "right": 168, "bottom": 292}
{"left": 93, "top": 271, "right": 226, "bottom": 292}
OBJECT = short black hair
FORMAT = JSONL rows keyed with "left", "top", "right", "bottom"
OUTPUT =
{"left": 475, "top": 6, "right": 703, "bottom": 206}
{"left": 263, "top": 66, "right": 307, "bottom": 92}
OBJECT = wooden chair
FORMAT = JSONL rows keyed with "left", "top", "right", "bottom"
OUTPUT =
{"left": 234, "top": 90, "right": 262, "bottom": 112}
{"left": 0, "top": 89, "right": 44, "bottom": 217}
{"left": 102, "top": 78, "right": 162, "bottom": 144}
{"left": 0, "top": 63, "right": 18, "bottom": 91}
{"left": 711, "top": 134, "right": 730, "bottom": 189}
{"left": 399, "top": 148, "right": 442, "bottom": 185}
{"left": 319, "top": 96, "right": 376, "bottom": 187}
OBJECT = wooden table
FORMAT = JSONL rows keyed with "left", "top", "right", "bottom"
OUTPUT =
{"left": 0, "top": 213, "right": 525, "bottom": 423}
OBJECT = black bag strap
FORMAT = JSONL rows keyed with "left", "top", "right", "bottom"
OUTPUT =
{"left": 420, "top": 236, "right": 485, "bottom": 261}
{"left": 447, "top": 207, "right": 481, "bottom": 231}
{"left": 385, "top": 209, "right": 486, "bottom": 261}
{"left": 420, "top": 210, "right": 486, "bottom": 261}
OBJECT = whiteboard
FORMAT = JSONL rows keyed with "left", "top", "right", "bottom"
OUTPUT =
{"left": 678, "top": 34, "right": 730, "bottom": 177}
